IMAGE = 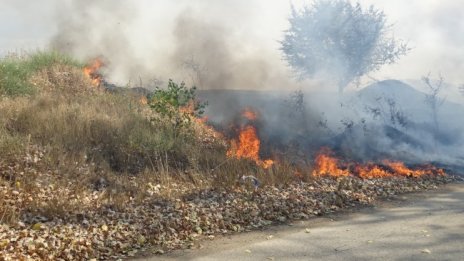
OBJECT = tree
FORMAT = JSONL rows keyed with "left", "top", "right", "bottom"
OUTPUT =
{"left": 281, "top": 0, "right": 409, "bottom": 92}
{"left": 422, "top": 73, "right": 445, "bottom": 139}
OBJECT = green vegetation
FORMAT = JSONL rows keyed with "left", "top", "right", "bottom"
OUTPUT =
{"left": 0, "top": 51, "right": 80, "bottom": 96}
{"left": 149, "top": 80, "right": 207, "bottom": 134}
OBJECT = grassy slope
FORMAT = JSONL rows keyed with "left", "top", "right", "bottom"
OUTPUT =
{"left": 0, "top": 51, "right": 457, "bottom": 260}
{"left": 0, "top": 51, "right": 280, "bottom": 225}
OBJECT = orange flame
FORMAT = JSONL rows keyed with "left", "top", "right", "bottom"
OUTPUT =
{"left": 355, "top": 163, "right": 391, "bottom": 179}
{"left": 312, "top": 148, "right": 349, "bottom": 177}
{"left": 227, "top": 109, "right": 274, "bottom": 169}
{"left": 382, "top": 160, "right": 446, "bottom": 178}
{"left": 312, "top": 148, "right": 446, "bottom": 179}
{"left": 229, "top": 126, "right": 260, "bottom": 160}
{"left": 242, "top": 108, "right": 258, "bottom": 121}
{"left": 83, "top": 58, "right": 103, "bottom": 86}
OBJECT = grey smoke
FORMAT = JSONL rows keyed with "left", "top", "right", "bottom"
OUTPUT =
{"left": 1, "top": 0, "right": 463, "bottom": 170}
{"left": 48, "top": 0, "right": 298, "bottom": 90}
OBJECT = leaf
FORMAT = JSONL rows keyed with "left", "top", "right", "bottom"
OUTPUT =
{"left": 421, "top": 249, "right": 432, "bottom": 254}
{"left": 32, "top": 223, "right": 42, "bottom": 231}
{"left": 0, "top": 239, "right": 9, "bottom": 249}
{"left": 305, "top": 228, "right": 311, "bottom": 233}
{"left": 245, "top": 249, "right": 252, "bottom": 253}
{"left": 155, "top": 249, "right": 165, "bottom": 254}
{"left": 138, "top": 235, "right": 146, "bottom": 244}
{"left": 101, "top": 224, "right": 108, "bottom": 232}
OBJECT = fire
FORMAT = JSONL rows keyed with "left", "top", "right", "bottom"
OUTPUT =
{"left": 83, "top": 58, "right": 103, "bottom": 86}
{"left": 228, "top": 126, "right": 260, "bottom": 161}
{"left": 382, "top": 160, "right": 446, "bottom": 178}
{"left": 355, "top": 163, "right": 391, "bottom": 179}
{"left": 312, "top": 148, "right": 446, "bottom": 179}
{"left": 312, "top": 148, "right": 349, "bottom": 177}
{"left": 242, "top": 108, "right": 258, "bottom": 121}
{"left": 227, "top": 108, "right": 274, "bottom": 169}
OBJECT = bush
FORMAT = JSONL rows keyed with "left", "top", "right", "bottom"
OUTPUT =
{"left": 149, "top": 80, "right": 207, "bottom": 134}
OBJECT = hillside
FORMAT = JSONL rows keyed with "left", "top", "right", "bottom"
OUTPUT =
{"left": 356, "top": 80, "right": 464, "bottom": 126}
{"left": 0, "top": 52, "right": 460, "bottom": 260}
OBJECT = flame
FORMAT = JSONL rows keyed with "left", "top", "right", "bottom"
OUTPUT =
{"left": 83, "top": 58, "right": 103, "bottom": 86}
{"left": 197, "top": 115, "right": 209, "bottom": 124}
{"left": 311, "top": 148, "right": 349, "bottom": 177}
{"left": 355, "top": 163, "right": 391, "bottom": 179}
{"left": 242, "top": 108, "right": 258, "bottom": 121}
{"left": 382, "top": 160, "right": 446, "bottom": 178}
{"left": 228, "top": 126, "right": 260, "bottom": 161}
{"left": 312, "top": 148, "right": 446, "bottom": 179}
{"left": 227, "top": 109, "right": 274, "bottom": 169}
{"left": 139, "top": 96, "right": 148, "bottom": 105}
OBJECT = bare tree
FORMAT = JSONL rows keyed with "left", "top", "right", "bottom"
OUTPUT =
{"left": 365, "top": 96, "right": 408, "bottom": 128}
{"left": 280, "top": 0, "right": 409, "bottom": 93}
{"left": 422, "top": 73, "right": 445, "bottom": 138}
{"left": 182, "top": 55, "right": 207, "bottom": 87}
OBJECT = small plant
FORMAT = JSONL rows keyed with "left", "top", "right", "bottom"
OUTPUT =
{"left": 149, "top": 80, "right": 207, "bottom": 133}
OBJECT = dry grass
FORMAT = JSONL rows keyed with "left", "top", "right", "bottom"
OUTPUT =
{"left": 0, "top": 51, "right": 302, "bottom": 226}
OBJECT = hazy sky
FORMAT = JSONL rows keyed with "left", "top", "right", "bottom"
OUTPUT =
{"left": 1, "top": 0, "right": 463, "bottom": 86}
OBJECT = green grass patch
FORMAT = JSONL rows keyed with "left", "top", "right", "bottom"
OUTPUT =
{"left": 0, "top": 51, "right": 81, "bottom": 96}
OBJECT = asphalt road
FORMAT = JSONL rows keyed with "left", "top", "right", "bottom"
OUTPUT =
{"left": 138, "top": 184, "right": 464, "bottom": 261}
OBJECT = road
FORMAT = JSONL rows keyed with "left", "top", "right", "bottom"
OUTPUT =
{"left": 138, "top": 184, "right": 464, "bottom": 261}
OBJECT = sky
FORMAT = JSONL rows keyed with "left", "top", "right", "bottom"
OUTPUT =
{"left": 0, "top": 0, "right": 463, "bottom": 87}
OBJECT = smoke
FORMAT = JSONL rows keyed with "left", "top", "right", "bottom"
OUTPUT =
{"left": 171, "top": 10, "right": 276, "bottom": 89}
{"left": 47, "top": 0, "right": 298, "bottom": 90}
{"left": 50, "top": 0, "right": 146, "bottom": 85}
{"left": 1, "top": 0, "right": 463, "bottom": 170}
{"left": 1, "top": 0, "right": 463, "bottom": 86}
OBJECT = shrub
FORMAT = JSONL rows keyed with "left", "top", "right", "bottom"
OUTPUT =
{"left": 148, "top": 80, "right": 207, "bottom": 134}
